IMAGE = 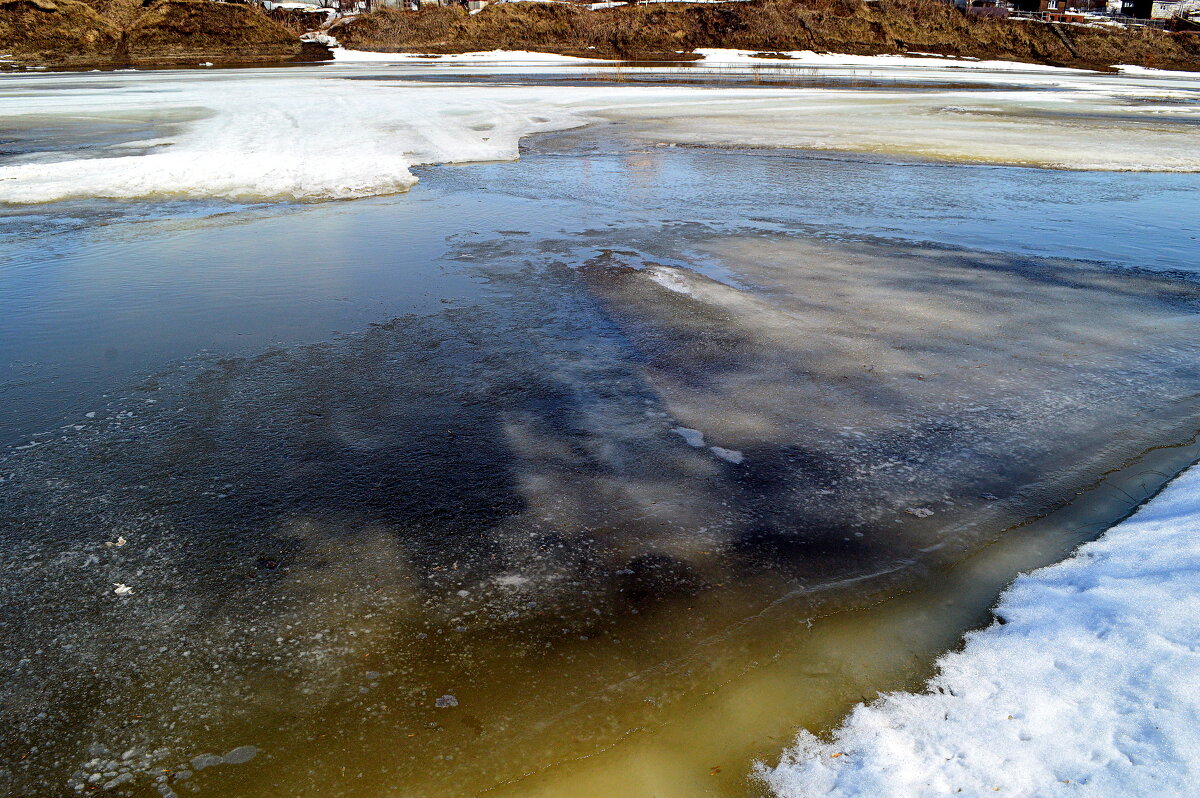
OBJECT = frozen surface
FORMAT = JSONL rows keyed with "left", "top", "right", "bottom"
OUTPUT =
{"left": 5, "top": 224, "right": 1200, "bottom": 794}
{"left": 0, "top": 61, "right": 1198, "bottom": 203}
{"left": 694, "top": 48, "right": 1092, "bottom": 72}
{"left": 762, "top": 463, "right": 1200, "bottom": 798}
{"left": 2, "top": 60, "right": 1200, "bottom": 798}
{"left": 331, "top": 47, "right": 612, "bottom": 62}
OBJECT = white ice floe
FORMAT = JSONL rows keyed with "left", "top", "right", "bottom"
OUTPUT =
{"left": 672, "top": 427, "right": 706, "bottom": 448}
{"left": 695, "top": 48, "right": 1093, "bottom": 73}
{"left": 112, "top": 583, "right": 133, "bottom": 595}
{"left": 710, "top": 446, "right": 744, "bottom": 464}
{"left": 761, "top": 462, "right": 1200, "bottom": 798}
{"left": 0, "top": 61, "right": 1197, "bottom": 204}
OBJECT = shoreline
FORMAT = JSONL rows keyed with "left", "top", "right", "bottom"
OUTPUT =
{"left": 331, "top": 0, "right": 1200, "bottom": 73}
{"left": 761, "top": 450, "right": 1200, "bottom": 797}
{"left": 3, "top": 0, "right": 1199, "bottom": 73}
{"left": 471, "top": 421, "right": 1200, "bottom": 796}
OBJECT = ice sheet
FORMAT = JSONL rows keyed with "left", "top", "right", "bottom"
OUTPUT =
{"left": 761, "top": 462, "right": 1200, "bottom": 797}
{"left": 331, "top": 47, "right": 612, "bottom": 63}
{"left": 695, "top": 48, "right": 1093, "bottom": 72}
{"left": 0, "top": 62, "right": 1198, "bottom": 203}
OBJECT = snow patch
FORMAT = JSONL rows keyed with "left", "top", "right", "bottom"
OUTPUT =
{"left": 695, "top": 48, "right": 1095, "bottom": 73}
{"left": 331, "top": 48, "right": 613, "bottom": 63}
{"left": 1, "top": 64, "right": 1197, "bottom": 204}
{"left": 761, "top": 462, "right": 1200, "bottom": 797}
{"left": 645, "top": 266, "right": 695, "bottom": 296}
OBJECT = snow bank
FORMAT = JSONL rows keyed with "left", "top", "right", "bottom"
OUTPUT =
{"left": 1114, "top": 64, "right": 1200, "bottom": 78}
{"left": 695, "top": 48, "right": 1093, "bottom": 73}
{"left": 761, "top": 462, "right": 1200, "bottom": 798}
{"left": 330, "top": 48, "right": 612, "bottom": 63}
{"left": 0, "top": 78, "right": 587, "bottom": 203}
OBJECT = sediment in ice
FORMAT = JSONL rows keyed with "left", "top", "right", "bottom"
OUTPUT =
{"left": 3, "top": 229, "right": 1200, "bottom": 796}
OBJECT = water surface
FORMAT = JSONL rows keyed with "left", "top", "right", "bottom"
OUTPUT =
{"left": 1, "top": 60, "right": 1199, "bottom": 798}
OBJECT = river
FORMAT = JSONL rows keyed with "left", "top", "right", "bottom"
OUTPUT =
{"left": 1, "top": 54, "right": 1199, "bottom": 797}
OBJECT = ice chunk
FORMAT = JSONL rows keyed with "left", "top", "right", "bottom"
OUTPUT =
{"left": 710, "top": 447, "right": 744, "bottom": 464}
{"left": 672, "top": 427, "right": 705, "bottom": 448}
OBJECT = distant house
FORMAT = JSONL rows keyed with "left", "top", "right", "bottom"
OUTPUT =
{"left": 1149, "top": 0, "right": 1182, "bottom": 16}
{"left": 1009, "top": 0, "right": 1062, "bottom": 12}
{"left": 965, "top": 0, "right": 1011, "bottom": 16}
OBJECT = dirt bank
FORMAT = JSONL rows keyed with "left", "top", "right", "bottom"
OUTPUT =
{"left": 0, "top": 0, "right": 328, "bottom": 69}
{"left": 335, "top": 0, "right": 1200, "bottom": 72}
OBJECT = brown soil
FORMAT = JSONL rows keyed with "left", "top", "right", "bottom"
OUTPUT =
{"left": 125, "top": 0, "right": 299, "bottom": 62}
{"left": 335, "top": 0, "right": 1200, "bottom": 72}
{"left": 0, "top": 0, "right": 326, "bottom": 68}
{"left": 0, "top": 0, "right": 121, "bottom": 64}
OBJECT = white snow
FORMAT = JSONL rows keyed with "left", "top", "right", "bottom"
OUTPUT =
{"left": 646, "top": 266, "right": 695, "bottom": 296}
{"left": 761, "top": 462, "right": 1200, "bottom": 798}
{"left": 330, "top": 48, "right": 612, "bottom": 63}
{"left": 695, "top": 48, "right": 1093, "bottom": 73}
{"left": 0, "top": 62, "right": 1196, "bottom": 203}
{"left": 1114, "top": 64, "right": 1200, "bottom": 78}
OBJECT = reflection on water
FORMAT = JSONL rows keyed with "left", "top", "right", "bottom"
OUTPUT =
{"left": 4, "top": 144, "right": 1198, "bottom": 449}
{"left": 2, "top": 74, "right": 1200, "bottom": 797}
{"left": 4, "top": 225, "right": 1200, "bottom": 796}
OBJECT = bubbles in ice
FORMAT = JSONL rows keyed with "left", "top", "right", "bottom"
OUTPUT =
{"left": 190, "top": 754, "right": 223, "bottom": 770}
{"left": 189, "top": 745, "right": 256, "bottom": 770}
{"left": 493, "top": 573, "right": 531, "bottom": 588}
{"left": 434, "top": 694, "right": 459, "bottom": 708}
{"left": 222, "top": 745, "right": 258, "bottom": 765}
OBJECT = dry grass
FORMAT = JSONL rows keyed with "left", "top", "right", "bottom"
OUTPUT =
{"left": 1, "top": 0, "right": 306, "bottom": 66}
{"left": 0, "top": 0, "right": 120, "bottom": 60}
{"left": 127, "top": 0, "right": 297, "bottom": 56}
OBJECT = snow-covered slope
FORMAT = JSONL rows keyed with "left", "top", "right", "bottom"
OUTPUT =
{"left": 761, "top": 462, "right": 1200, "bottom": 797}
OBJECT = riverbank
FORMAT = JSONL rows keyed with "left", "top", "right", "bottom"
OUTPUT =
{"left": 3, "top": 0, "right": 1199, "bottom": 72}
{"left": 334, "top": 0, "right": 1200, "bottom": 72}
{"left": 762, "top": 455, "right": 1200, "bottom": 797}
{"left": 0, "top": 0, "right": 327, "bottom": 69}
